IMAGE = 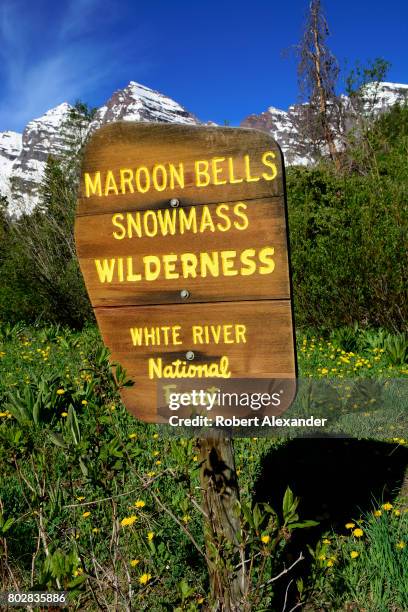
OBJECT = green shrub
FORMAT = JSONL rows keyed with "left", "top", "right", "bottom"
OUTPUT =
{"left": 287, "top": 106, "right": 407, "bottom": 331}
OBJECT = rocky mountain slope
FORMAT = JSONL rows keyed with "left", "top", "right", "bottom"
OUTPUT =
{"left": 241, "top": 82, "right": 408, "bottom": 165}
{"left": 1, "top": 82, "right": 198, "bottom": 215}
{"left": 1, "top": 81, "right": 407, "bottom": 215}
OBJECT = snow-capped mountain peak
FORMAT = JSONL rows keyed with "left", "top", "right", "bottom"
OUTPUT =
{"left": 1, "top": 80, "right": 407, "bottom": 215}
{"left": 91, "top": 80, "right": 198, "bottom": 127}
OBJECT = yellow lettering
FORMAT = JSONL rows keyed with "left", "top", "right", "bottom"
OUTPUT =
{"left": 180, "top": 253, "right": 198, "bottom": 278}
{"left": 135, "top": 166, "right": 150, "bottom": 193}
{"left": 117, "top": 257, "right": 124, "bottom": 282}
{"left": 126, "top": 257, "right": 142, "bottom": 281}
{"left": 228, "top": 157, "right": 243, "bottom": 184}
{"left": 104, "top": 170, "right": 118, "bottom": 196}
{"left": 244, "top": 154, "right": 260, "bottom": 182}
{"left": 223, "top": 325, "right": 234, "bottom": 344}
{"left": 149, "top": 358, "right": 162, "bottom": 379}
{"left": 120, "top": 168, "right": 134, "bottom": 194}
{"left": 192, "top": 326, "right": 204, "bottom": 344}
{"left": 130, "top": 328, "right": 143, "bottom": 346}
{"left": 179, "top": 208, "right": 197, "bottom": 234}
{"left": 233, "top": 202, "right": 249, "bottom": 230}
{"left": 236, "top": 324, "right": 247, "bottom": 343}
{"left": 172, "top": 326, "right": 182, "bottom": 345}
{"left": 143, "top": 255, "right": 161, "bottom": 281}
{"left": 95, "top": 258, "right": 115, "bottom": 283}
{"left": 157, "top": 209, "right": 177, "bottom": 236}
{"left": 262, "top": 151, "right": 278, "bottom": 180}
{"left": 127, "top": 212, "right": 142, "bottom": 239}
{"left": 169, "top": 163, "right": 185, "bottom": 189}
{"left": 199, "top": 251, "right": 219, "bottom": 277}
{"left": 199, "top": 206, "right": 215, "bottom": 232}
{"left": 195, "top": 160, "right": 210, "bottom": 187}
{"left": 221, "top": 250, "right": 238, "bottom": 276}
{"left": 240, "top": 248, "right": 257, "bottom": 276}
{"left": 84, "top": 172, "right": 101, "bottom": 197}
{"left": 258, "top": 247, "right": 275, "bottom": 274}
{"left": 112, "top": 213, "right": 126, "bottom": 240}
{"left": 152, "top": 164, "right": 168, "bottom": 192}
{"left": 211, "top": 157, "right": 226, "bottom": 185}
{"left": 215, "top": 203, "right": 232, "bottom": 232}
{"left": 143, "top": 210, "right": 158, "bottom": 237}
{"left": 162, "top": 254, "right": 179, "bottom": 280}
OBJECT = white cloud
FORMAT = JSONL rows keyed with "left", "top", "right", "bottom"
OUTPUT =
{"left": 0, "top": 0, "right": 152, "bottom": 131}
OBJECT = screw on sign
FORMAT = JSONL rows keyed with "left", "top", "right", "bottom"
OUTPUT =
{"left": 75, "top": 122, "right": 297, "bottom": 610}
{"left": 75, "top": 123, "right": 297, "bottom": 424}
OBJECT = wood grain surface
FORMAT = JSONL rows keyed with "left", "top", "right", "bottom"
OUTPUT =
{"left": 77, "top": 123, "right": 284, "bottom": 216}
{"left": 75, "top": 197, "right": 290, "bottom": 306}
{"left": 75, "top": 123, "right": 296, "bottom": 424}
{"left": 94, "top": 300, "right": 296, "bottom": 422}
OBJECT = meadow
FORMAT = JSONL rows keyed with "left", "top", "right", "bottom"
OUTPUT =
{"left": 0, "top": 322, "right": 407, "bottom": 610}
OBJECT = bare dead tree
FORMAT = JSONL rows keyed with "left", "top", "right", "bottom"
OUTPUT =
{"left": 296, "top": 0, "right": 342, "bottom": 168}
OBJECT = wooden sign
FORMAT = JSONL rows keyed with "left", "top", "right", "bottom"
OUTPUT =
{"left": 75, "top": 123, "right": 296, "bottom": 424}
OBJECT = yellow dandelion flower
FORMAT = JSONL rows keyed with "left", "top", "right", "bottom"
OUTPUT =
{"left": 155, "top": 460, "right": 161, "bottom": 465}
{"left": 318, "top": 554, "right": 326, "bottom": 561}
{"left": 134, "top": 500, "right": 145, "bottom": 508}
{"left": 382, "top": 502, "right": 393, "bottom": 511}
{"left": 56, "top": 389, "right": 65, "bottom": 395}
{"left": 322, "top": 538, "right": 331, "bottom": 544}
{"left": 353, "top": 528, "right": 364, "bottom": 538}
{"left": 147, "top": 471, "right": 156, "bottom": 478}
{"left": 261, "top": 535, "right": 270, "bottom": 544}
{"left": 81, "top": 400, "right": 88, "bottom": 405}
{"left": 128, "top": 433, "right": 137, "bottom": 439}
{"left": 121, "top": 515, "right": 137, "bottom": 527}
{"left": 76, "top": 496, "right": 85, "bottom": 501}
{"left": 396, "top": 541, "right": 405, "bottom": 549}
{"left": 374, "top": 510, "right": 382, "bottom": 517}
{"left": 61, "top": 412, "right": 68, "bottom": 417}
{"left": 153, "top": 450, "right": 160, "bottom": 456}
{"left": 326, "top": 560, "right": 334, "bottom": 567}
{"left": 350, "top": 551, "right": 359, "bottom": 559}
{"left": 147, "top": 531, "right": 154, "bottom": 541}
{"left": 92, "top": 528, "right": 99, "bottom": 533}
{"left": 394, "top": 510, "right": 401, "bottom": 516}
{"left": 182, "top": 514, "right": 191, "bottom": 523}
{"left": 82, "top": 511, "right": 91, "bottom": 518}
{"left": 139, "top": 573, "right": 152, "bottom": 585}
{"left": 197, "top": 597, "right": 204, "bottom": 604}
{"left": 130, "top": 559, "right": 140, "bottom": 567}
{"left": 153, "top": 433, "right": 159, "bottom": 439}
{"left": 345, "top": 522, "right": 355, "bottom": 529}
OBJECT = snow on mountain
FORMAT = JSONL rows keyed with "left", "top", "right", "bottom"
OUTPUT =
{"left": 359, "top": 82, "right": 408, "bottom": 113}
{"left": 0, "top": 131, "right": 23, "bottom": 204}
{"left": 241, "top": 82, "right": 408, "bottom": 165}
{"left": 91, "top": 81, "right": 198, "bottom": 128}
{"left": 8, "top": 103, "right": 74, "bottom": 215}
{"left": 0, "top": 80, "right": 407, "bottom": 215}
{"left": 241, "top": 104, "right": 313, "bottom": 166}
{"left": 1, "top": 82, "right": 198, "bottom": 215}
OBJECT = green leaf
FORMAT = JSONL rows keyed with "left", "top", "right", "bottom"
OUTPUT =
{"left": 1, "top": 516, "right": 15, "bottom": 534}
{"left": 49, "top": 431, "right": 68, "bottom": 449}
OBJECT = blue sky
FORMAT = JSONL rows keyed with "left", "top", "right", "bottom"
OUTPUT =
{"left": 0, "top": 0, "right": 407, "bottom": 132}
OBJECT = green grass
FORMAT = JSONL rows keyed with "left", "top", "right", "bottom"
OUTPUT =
{"left": 0, "top": 323, "right": 407, "bottom": 610}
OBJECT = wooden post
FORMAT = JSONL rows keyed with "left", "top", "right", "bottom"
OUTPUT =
{"left": 198, "top": 433, "right": 248, "bottom": 611}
